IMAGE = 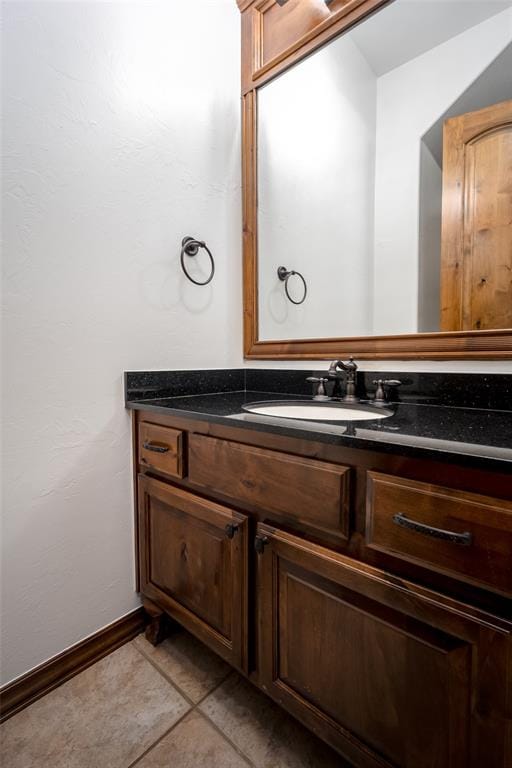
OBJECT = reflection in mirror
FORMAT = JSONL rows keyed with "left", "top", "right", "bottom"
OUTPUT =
{"left": 257, "top": 0, "right": 512, "bottom": 342}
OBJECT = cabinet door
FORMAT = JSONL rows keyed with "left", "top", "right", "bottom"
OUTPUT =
{"left": 256, "top": 524, "right": 512, "bottom": 768}
{"left": 138, "top": 475, "right": 248, "bottom": 671}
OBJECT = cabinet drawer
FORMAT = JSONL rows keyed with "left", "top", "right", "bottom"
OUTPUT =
{"left": 139, "top": 421, "right": 184, "bottom": 479}
{"left": 188, "top": 434, "right": 350, "bottom": 541}
{"left": 366, "top": 471, "right": 512, "bottom": 596}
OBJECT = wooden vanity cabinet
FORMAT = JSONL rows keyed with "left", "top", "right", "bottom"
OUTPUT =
{"left": 133, "top": 410, "right": 512, "bottom": 767}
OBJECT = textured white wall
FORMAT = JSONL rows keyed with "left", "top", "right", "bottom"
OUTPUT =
{"left": 417, "top": 143, "right": 442, "bottom": 332}
{"left": 258, "top": 35, "right": 376, "bottom": 341}
{"left": 1, "top": 0, "right": 241, "bottom": 685}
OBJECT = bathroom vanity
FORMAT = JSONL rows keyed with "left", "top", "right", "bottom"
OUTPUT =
{"left": 126, "top": 1, "right": 512, "bottom": 764}
{"left": 126, "top": 370, "right": 512, "bottom": 768}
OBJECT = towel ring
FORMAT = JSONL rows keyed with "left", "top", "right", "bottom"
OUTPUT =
{"left": 180, "top": 236, "right": 215, "bottom": 286}
{"left": 277, "top": 266, "right": 307, "bottom": 305}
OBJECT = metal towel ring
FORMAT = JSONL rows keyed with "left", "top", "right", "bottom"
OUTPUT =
{"left": 277, "top": 266, "right": 307, "bottom": 305}
{"left": 180, "top": 236, "right": 215, "bottom": 286}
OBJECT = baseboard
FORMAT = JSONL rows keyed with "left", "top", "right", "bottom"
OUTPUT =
{"left": 0, "top": 607, "right": 147, "bottom": 723}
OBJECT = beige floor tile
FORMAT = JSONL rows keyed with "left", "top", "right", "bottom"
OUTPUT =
{"left": 199, "top": 673, "right": 345, "bottom": 768}
{"left": 133, "top": 629, "right": 231, "bottom": 703}
{"left": 136, "top": 710, "right": 250, "bottom": 767}
{"left": 0, "top": 643, "right": 190, "bottom": 768}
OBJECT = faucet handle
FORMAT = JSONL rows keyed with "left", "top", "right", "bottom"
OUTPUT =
{"left": 372, "top": 379, "right": 402, "bottom": 405}
{"left": 372, "top": 378, "right": 403, "bottom": 387}
{"left": 306, "top": 376, "right": 329, "bottom": 401}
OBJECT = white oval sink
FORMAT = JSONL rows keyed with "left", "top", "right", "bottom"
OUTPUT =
{"left": 242, "top": 400, "right": 392, "bottom": 421}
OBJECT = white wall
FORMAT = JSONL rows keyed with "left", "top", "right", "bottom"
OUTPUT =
{"left": 372, "top": 8, "right": 512, "bottom": 334}
{"left": 1, "top": 0, "right": 241, "bottom": 686}
{"left": 417, "top": 142, "right": 442, "bottom": 332}
{"left": 258, "top": 35, "right": 376, "bottom": 340}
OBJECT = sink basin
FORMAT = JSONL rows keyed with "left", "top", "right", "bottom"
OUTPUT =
{"left": 242, "top": 400, "right": 392, "bottom": 421}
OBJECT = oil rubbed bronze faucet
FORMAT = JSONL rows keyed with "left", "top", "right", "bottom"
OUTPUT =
{"left": 328, "top": 358, "right": 359, "bottom": 403}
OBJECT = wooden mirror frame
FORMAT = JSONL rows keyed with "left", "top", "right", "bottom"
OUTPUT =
{"left": 237, "top": 0, "right": 512, "bottom": 359}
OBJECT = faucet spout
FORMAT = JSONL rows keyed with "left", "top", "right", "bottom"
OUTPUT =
{"left": 328, "top": 358, "right": 359, "bottom": 403}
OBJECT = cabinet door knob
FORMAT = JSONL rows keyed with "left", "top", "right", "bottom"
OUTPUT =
{"left": 225, "top": 523, "right": 240, "bottom": 539}
{"left": 254, "top": 534, "right": 269, "bottom": 554}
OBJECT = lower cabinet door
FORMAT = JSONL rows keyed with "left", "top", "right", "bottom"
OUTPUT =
{"left": 255, "top": 524, "right": 512, "bottom": 768}
{"left": 138, "top": 474, "right": 248, "bottom": 671}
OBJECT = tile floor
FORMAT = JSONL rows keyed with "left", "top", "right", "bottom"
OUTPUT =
{"left": 1, "top": 627, "right": 347, "bottom": 768}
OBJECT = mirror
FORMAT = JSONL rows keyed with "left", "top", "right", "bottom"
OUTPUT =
{"left": 257, "top": 0, "right": 512, "bottom": 343}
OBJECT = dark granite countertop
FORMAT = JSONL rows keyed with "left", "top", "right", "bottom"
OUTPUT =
{"left": 126, "top": 388, "right": 512, "bottom": 472}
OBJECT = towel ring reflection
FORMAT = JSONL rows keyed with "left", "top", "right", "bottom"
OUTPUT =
{"left": 180, "top": 236, "right": 215, "bottom": 286}
{"left": 277, "top": 266, "right": 307, "bottom": 305}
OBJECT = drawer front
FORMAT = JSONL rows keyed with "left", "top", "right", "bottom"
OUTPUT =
{"left": 138, "top": 475, "right": 248, "bottom": 671}
{"left": 366, "top": 471, "right": 512, "bottom": 596}
{"left": 188, "top": 434, "right": 350, "bottom": 541}
{"left": 139, "top": 421, "right": 184, "bottom": 478}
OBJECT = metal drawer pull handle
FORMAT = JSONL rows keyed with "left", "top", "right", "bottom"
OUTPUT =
{"left": 143, "top": 441, "right": 169, "bottom": 454}
{"left": 392, "top": 513, "right": 472, "bottom": 546}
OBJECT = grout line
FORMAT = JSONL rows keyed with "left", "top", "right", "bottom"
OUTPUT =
{"left": 130, "top": 640, "right": 256, "bottom": 767}
{"left": 194, "top": 707, "right": 255, "bottom": 768}
{"left": 132, "top": 633, "right": 233, "bottom": 710}
{"left": 131, "top": 638, "right": 197, "bottom": 709}
{"left": 194, "top": 668, "right": 234, "bottom": 707}
{"left": 124, "top": 708, "right": 193, "bottom": 768}
{"left": 196, "top": 671, "right": 260, "bottom": 767}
